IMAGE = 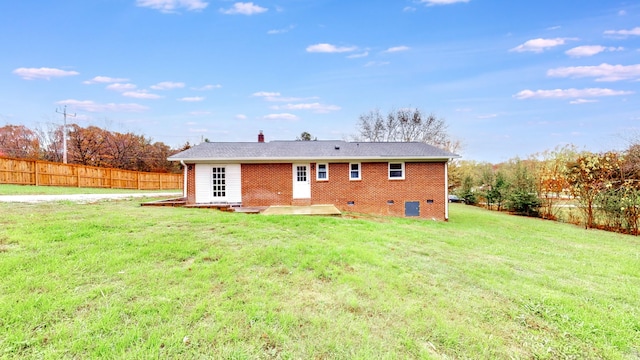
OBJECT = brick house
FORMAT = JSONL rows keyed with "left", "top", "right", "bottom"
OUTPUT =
{"left": 168, "top": 133, "right": 458, "bottom": 220}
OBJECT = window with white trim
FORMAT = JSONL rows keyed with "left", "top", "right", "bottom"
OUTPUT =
{"left": 350, "top": 163, "right": 361, "bottom": 180}
{"left": 316, "top": 163, "right": 328, "bottom": 180}
{"left": 388, "top": 162, "right": 405, "bottom": 180}
{"left": 212, "top": 167, "right": 226, "bottom": 197}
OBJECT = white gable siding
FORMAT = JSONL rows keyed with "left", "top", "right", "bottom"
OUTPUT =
{"left": 195, "top": 164, "right": 242, "bottom": 203}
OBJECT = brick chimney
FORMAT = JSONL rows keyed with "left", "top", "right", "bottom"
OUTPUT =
{"left": 258, "top": 130, "right": 265, "bottom": 143}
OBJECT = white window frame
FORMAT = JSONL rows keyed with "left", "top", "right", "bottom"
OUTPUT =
{"left": 316, "top": 163, "right": 329, "bottom": 181}
{"left": 388, "top": 162, "right": 405, "bottom": 180}
{"left": 349, "top": 162, "right": 361, "bottom": 180}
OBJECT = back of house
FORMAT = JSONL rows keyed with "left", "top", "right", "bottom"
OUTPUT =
{"left": 168, "top": 133, "right": 458, "bottom": 220}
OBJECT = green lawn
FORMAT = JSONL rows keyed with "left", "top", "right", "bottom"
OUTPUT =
{"left": 0, "top": 201, "right": 638, "bottom": 359}
{"left": 0, "top": 184, "right": 181, "bottom": 195}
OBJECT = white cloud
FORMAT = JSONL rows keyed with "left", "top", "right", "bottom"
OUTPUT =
{"left": 191, "top": 84, "right": 221, "bottom": 90}
{"left": 263, "top": 113, "right": 299, "bottom": 121}
{"left": 106, "top": 83, "right": 137, "bottom": 92}
{"left": 347, "top": 51, "right": 369, "bottom": 59}
{"left": 253, "top": 91, "right": 318, "bottom": 102}
{"left": 384, "top": 46, "right": 410, "bottom": 53}
{"left": 268, "top": 25, "right": 295, "bottom": 35}
{"left": 477, "top": 114, "right": 498, "bottom": 119}
{"left": 272, "top": 103, "right": 341, "bottom": 113}
{"left": 136, "top": 0, "right": 208, "bottom": 13}
{"left": 547, "top": 63, "right": 640, "bottom": 82}
{"left": 150, "top": 81, "right": 185, "bottom": 90}
{"left": 420, "top": 0, "right": 470, "bottom": 5}
{"left": 403, "top": 6, "right": 417, "bottom": 12}
{"left": 253, "top": 91, "right": 281, "bottom": 99}
{"left": 83, "top": 76, "right": 129, "bottom": 84}
{"left": 306, "top": 43, "right": 357, "bottom": 53}
{"left": 510, "top": 38, "right": 576, "bottom": 53}
{"left": 565, "top": 45, "right": 623, "bottom": 58}
{"left": 178, "top": 96, "right": 205, "bottom": 102}
{"left": 56, "top": 99, "right": 148, "bottom": 112}
{"left": 514, "top": 88, "right": 633, "bottom": 100}
{"left": 364, "top": 61, "right": 390, "bottom": 67}
{"left": 13, "top": 67, "right": 79, "bottom": 80}
{"left": 604, "top": 27, "right": 640, "bottom": 37}
{"left": 570, "top": 99, "right": 598, "bottom": 105}
{"left": 235, "top": 114, "right": 247, "bottom": 120}
{"left": 122, "top": 90, "right": 163, "bottom": 99}
{"left": 220, "top": 2, "right": 267, "bottom": 15}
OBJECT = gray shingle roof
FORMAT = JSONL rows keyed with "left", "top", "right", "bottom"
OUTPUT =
{"left": 168, "top": 140, "right": 458, "bottom": 162}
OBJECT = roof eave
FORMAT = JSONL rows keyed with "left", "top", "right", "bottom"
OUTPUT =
{"left": 167, "top": 155, "right": 458, "bottom": 163}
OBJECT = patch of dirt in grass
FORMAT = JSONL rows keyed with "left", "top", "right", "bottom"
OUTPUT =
{"left": 182, "top": 257, "right": 195, "bottom": 269}
{"left": 202, "top": 254, "right": 221, "bottom": 262}
{"left": 0, "top": 235, "right": 18, "bottom": 252}
{"left": 274, "top": 265, "right": 291, "bottom": 276}
{"left": 210, "top": 281, "right": 225, "bottom": 294}
{"left": 260, "top": 333, "right": 283, "bottom": 358}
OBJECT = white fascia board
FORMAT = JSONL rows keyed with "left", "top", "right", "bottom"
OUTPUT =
{"left": 169, "top": 155, "right": 457, "bottom": 163}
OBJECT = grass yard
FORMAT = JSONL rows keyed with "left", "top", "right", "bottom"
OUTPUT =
{"left": 0, "top": 201, "right": 638, "bottom": 359}
{"left": 0, "top": 184, "right": 181, "bottom": 196}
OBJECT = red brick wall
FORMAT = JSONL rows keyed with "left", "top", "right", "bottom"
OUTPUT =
{"left": 186, "top": 163, "right": 196, "bottom": 203}
{"left": 310, "top": 162, "right": 447, "bottom": 220}
{"left": 186, "top": 161, "right": 448, "bottom": 219}
{"left": 241, "top": 163, "right": 292, "bottom": 206}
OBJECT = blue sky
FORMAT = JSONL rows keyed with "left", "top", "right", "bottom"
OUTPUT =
{"left": 1, "top": 0, "right": 639, "bottom": 162}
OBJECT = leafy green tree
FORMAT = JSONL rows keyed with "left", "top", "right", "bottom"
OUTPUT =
{"left": 296, "top": 131, "right": 316, "bottom": 141}
{"left": 458, "top": 175, "right": 477, "bottom": 205}
{"left": 505, "top": 160, "right": 541, "bottom": 216}
{"left": 489, "top": 171, "right": 509, "bottom": 211}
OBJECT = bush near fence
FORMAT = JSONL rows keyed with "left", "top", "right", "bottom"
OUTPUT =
{"left": 0, "top": 157, "right": 183, "bottom": 190}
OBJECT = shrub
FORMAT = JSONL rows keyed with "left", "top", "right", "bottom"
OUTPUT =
{"left": 506, "top": 191, "right": 541, "bottom": 217}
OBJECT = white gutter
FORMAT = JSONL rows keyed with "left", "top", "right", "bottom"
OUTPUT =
{"left": 168, "top": 155, "right": 459, "bottom": 163}
{"left": 445, "top": 161, "right": 449, "bottom": 221}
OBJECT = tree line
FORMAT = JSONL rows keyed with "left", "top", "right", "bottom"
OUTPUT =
{"left": 449, "top": 144, "right": 640, "bottom": 235}
{"left": 0, "top": 124, "right": 189, "bottom": 173}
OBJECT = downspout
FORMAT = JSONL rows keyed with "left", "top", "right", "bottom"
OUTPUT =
{"left": 180, "top": 160, "right": 187, "bottom": 198}
{"left": 444, "top": 161, "right": 449, "bottom": 221}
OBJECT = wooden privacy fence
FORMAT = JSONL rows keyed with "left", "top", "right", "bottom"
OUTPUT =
{"left": 0, "top": 157, "right": 183, "bottom": 190}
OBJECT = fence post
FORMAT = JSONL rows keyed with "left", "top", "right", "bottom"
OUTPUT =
{"left": 34, "top": 159, "right": 39, "bottom": 186}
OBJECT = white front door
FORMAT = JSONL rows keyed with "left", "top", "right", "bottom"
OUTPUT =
{"left": 292, "top": 164, "right": 311, "bottom": 199}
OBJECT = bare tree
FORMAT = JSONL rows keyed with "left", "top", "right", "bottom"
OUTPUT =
{"left": 354, "top": 107, "right": 455, "bottom": 151}
{"left": 35, "top": 123, "right": 64, "bottom": 162}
